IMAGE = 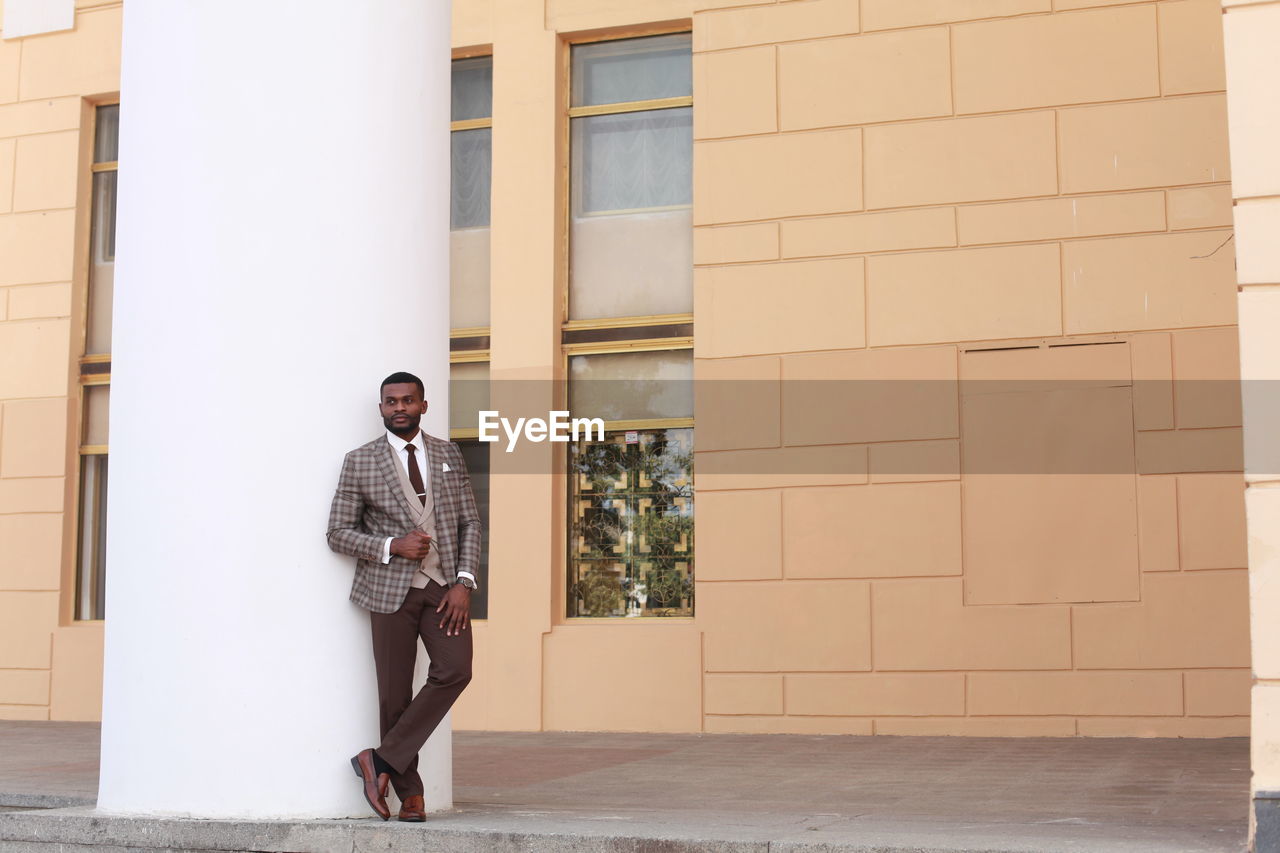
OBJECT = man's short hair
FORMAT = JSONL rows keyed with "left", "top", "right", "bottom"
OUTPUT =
{"left": 380, "top": 371, "right": 425, "bottom": 398}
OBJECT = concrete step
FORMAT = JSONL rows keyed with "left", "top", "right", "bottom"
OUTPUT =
{"left": 0, "top": 805, "right": 1245, "bottom": 853}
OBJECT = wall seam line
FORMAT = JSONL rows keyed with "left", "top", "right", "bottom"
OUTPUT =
{"left": 946, "top": 24, "right": 956, "bottom": 117}
{"left": 867, "top": 579, "right": 875, "bottom": 672}
{"left": 1153, "top": 1, "right": 1165, "bottom": 97}
{"left": 1069, "top": 605, "right": 1075, "bottom": 671}
{"left": 1058, "top": 241, "right": 1065, "bottom": 338}
{"left": 699, "top": 631, "right": 706, "bottom": 731}
{"left": 13, "top": 40, "right": 23, "bottom": 114}
{"left": 46, "top": 632, "right": 54, "bottom": 709}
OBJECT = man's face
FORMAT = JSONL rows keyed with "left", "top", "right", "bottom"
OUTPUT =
{"left": 380, "top": 383, "right": 428, "bottom": 436}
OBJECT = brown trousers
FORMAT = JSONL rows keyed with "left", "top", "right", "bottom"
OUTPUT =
{"left": 370, "top": 580, "right": 473, "bottom": 798}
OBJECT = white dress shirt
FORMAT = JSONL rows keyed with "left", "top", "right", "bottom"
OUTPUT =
{"left": 380, "top": 429, "right": 477, "bottom": 587}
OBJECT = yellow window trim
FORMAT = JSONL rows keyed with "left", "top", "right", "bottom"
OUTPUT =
{"left": 450, "top": 117, "right": 492, "bottom": 132}
{"left": 563, "top": 313, "right": 691, "bottom": 332}
{"left": 568, "top": 95, "right": 691, "bottom": 119}
{"left": 564, "top": 23, "right": 692, "bottom": 48}
{"left": 563, "top": 337, "right": 693, "bottom": 356}
{"left": 567, "top": 616, "right": 695, "bottom": 623}
{"left": 577, "top": 202, "right": 691, "bottom": 218}
{"left": 598, "top": 417, "right": 693, "bottom": 432}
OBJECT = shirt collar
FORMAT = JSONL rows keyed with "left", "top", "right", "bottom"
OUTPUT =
{"left": 385, "top": 429, "right": 426, "bottom": 456}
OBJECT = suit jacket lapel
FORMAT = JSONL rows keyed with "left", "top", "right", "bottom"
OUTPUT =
{"left": 427, "top": 436, "right": 446, "bottom": 519}
{"left": 376, "top": 438, "right": 420, "bottom": 523}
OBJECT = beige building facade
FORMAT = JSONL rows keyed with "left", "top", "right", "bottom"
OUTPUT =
{"left": 0, "top": 0, "right": 1267, "bottom": 775}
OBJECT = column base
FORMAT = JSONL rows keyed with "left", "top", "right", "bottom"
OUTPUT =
{"left": 1256, "top": 790, "right": 1280, "bottom": 853}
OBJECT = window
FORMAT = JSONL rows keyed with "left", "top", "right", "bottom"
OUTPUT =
{"left": 565, "top": 34, "right": 694, "bottom": 619}
{"left": 450, "top": 55, "right": 492, "bottom": 332}
{"left": 568, "top": 350, "right": 693, "bottom": 618}
{"left": 568, "top": 34, "right": 692, "bottom": 321}
{"left": 76, "top": 102, "right": 118, "bottom": 621}
{"left": 449, "top": 360, "right": 490, "bottom": 619}
{"left": 450, "top": 57, "right": 493, "bottom": 618}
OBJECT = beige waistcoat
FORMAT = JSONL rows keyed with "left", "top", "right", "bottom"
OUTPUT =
{"left": 390, "top": 444, "right": 447, "bottom": 588}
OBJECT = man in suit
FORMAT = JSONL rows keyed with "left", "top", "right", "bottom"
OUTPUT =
{"left": 327, "top": 371, "right": 481, "bottom": 821}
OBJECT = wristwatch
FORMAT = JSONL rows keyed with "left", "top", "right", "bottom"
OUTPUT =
{"left": 455, "top": 576, "right": 477, "bottom": 590}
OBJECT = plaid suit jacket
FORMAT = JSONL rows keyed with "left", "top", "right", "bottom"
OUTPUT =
{"left": 327, "top": 432, "right": 482, "bottom": 613}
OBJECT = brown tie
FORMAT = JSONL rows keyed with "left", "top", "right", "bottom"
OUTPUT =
{"left": 404, "top": 443, "right": 427, "bottom": 506}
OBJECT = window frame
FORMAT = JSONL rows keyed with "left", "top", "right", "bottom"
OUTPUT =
{"left": 559, "top": 27, "right": 696, "bottom": 621}
{"left": 449, "top": 353, "right": 491, "bottom": 619}
{"left": 447, "top": 47, "right": 496, "bottom": 618}
{"left": 450, "top": 49, "right": 494, "bottom": 346}
{"left": 561, "top": 341, "right": 694, "bottom": 621}
{"left": 560, "top": 26, "right": 693, "bottom": 335}
{"left": 66, "top": 97, "right": 119, "bottom": 624}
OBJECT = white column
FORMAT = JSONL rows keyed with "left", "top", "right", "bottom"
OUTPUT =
{"left": 98, "top": 0, "right": 453, "bottom": 818}
{"left": 1223, "top": 1, "right": 1280, "bottom": 848}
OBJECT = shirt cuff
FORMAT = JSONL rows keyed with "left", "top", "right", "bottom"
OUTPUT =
{"left": 381, "top": 537, "right": 393, "bottom": 564}
{"left": 457, "top": 571, "right": 477, "bottom": 590}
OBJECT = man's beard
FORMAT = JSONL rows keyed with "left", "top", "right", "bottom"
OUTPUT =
{"left": 383, "top": 413, "right": 421, "bottom": 436}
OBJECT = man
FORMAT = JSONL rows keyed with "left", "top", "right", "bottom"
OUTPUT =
{"left": 327, "top": 371, "right": 481, "bottom": 821}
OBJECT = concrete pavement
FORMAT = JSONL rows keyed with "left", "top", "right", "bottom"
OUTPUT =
{"left": 0, "top": 722, "right": 1252, "bottom": 852}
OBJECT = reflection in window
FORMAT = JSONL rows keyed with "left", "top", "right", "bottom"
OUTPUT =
{"left": 455, "top": 439, "right": 490, "bottom": 620}
{"left": 77, "top": 385, "right": 110, "bottom": 621}
{"left": 449, "top": 362, "right": 491, "bottom": 619}
{"left": 568, "top": 349, "right": 693, "bottom": 422}
{"left": 568, "top": 349, "right": 693, "bottom": 617}
{"left": 569, "top": 429, "right": 693, "bottom": 618}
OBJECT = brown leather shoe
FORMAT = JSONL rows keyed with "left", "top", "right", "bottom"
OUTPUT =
{"left": 349, "top": 749, "right": 391, "bottom": 820}
{"left": 398, "top": 794, "right": 426, "bottom": 822}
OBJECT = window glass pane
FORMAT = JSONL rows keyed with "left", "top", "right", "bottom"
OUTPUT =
{"left": 86, "top": 170, "right": 116, "bottom": 354}
{"left": 456, "top": 440, "right": 490, "bottom": 620}
{"left": 568, "top": 427, "right": 693, "bottom": 617}
{"left": 451, "top": 128, "right": 491, "bottom": 229}
{"left": 94, "top": 104, "right": 119, "bottom": 163}
{"left": 571, "top": 34, "right": 692, "bottom": 107}
{"left": 569, "top": 107, "right": 691, "bottom": 321}
{"left": 569, "top": 350, "right": 693, "bottom": 422}
{"left": 76, "top": 454, "right": 109, "bottom": 621}
{"left": 572, "top": 108, "right": 690, "bottom": 214}
{"left": 449, "top": 362, "right": 490, "bottom": 433}
{"left": 451, "top": 229, "right": 490, "bottom": 329}
{"left": 452, "top": 56, "right": 493, "bottom": 121}
{"left": 83, "top": 385, "right": 110, "bottom": 447}
{"left": 451, "top": 127, "right": 491, "bottom": 329}
{"left": 570, "top": 207, "right": 691, "bottom": 320}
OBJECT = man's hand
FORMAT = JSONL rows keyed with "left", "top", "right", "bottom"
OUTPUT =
{"left": 436, "top": 584, "right": 471, "bottom": 636}
{"left": 390, "top": 530, "right": 432, "bottom": 560}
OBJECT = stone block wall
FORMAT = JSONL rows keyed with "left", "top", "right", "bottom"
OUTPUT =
{"left": 692, "top": 0, "right": 1248, "bottom": 737}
